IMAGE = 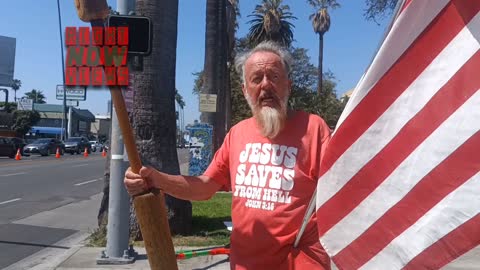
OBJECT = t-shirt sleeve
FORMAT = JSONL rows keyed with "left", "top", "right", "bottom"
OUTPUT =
{"left": 203, "top": 130, "right": 232, "bottom": 187}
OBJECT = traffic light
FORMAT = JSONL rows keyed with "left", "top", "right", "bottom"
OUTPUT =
{"left": 74, "top": 0, "right": 110, "bottom": 22}
{"left": 107, "top": 15, "right": 152, "bottom": 56}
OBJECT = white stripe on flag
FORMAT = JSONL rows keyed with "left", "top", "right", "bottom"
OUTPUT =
{"left": 317, "top": 16, "right": 480, "bottom": 209}
{"left": 360, "top": 171, "right": 480, "bottom": 270}
{"left": 336, "top": 0, "right": 450, "bottom": 127}
{"left": 322, "top": 90, "right": 480, "bottom": 256}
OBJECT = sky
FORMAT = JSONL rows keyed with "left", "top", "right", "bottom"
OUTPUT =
{"left": 0, "top": 0, "right": 391, "bottom": 127}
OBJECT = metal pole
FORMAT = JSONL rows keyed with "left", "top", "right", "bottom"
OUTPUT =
{"left": 56, "top": 0, "right": 67, "bottom": 141}
{"left": 97, "top": 0, "right": 135, "bottom": 264}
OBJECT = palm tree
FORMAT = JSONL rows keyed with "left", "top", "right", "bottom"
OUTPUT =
{"left": 203, "top": 0, "right": 229, "bottom": 152}
{"left": 308, "top": 0, "right": 340, "bottom": 95}
{"left": 225, "top": 0, "right": 240, "bottom": 130}
{"left": 23, "top": 89, "right": 46, "bottom": 104}
{"left": 11, "top": 79, "right": 21, "bottom": 102}
{"left": 247, "top": 0, "right": 297, "bottom": 47}
{"left": 174, "top": 88, "right": 185, "bottom": 109}
{"left": 175, "top": 88, "right": 186, "bottom": 141}
{"left": 132, "top": 0, "right": 192, "bottom": 237}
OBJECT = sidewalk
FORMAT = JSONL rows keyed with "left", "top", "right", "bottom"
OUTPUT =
{"left": 55, "top": 246, "right": 230, "bottom": 270}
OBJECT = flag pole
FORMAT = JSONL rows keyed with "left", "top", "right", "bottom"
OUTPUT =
{"left": 293, "top": 189, "right": 317, "bottom": 248}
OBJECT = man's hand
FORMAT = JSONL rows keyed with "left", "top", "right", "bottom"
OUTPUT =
{"left": 124, "top": 166, "right": 155, "bottom": 196}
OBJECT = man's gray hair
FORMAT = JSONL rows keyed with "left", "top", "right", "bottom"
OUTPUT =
{"left": 234, "top": 41, "right": 293, "bottom": 83}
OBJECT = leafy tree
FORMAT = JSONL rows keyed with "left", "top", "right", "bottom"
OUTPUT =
{"left": 12, "top": 110, "right": 40, "bottom": 136}
{"left": 0, "top": 102, "right": 17, "bottom": 113}
{"left": 364, "top": 0, "right": 398, "bottom": 23}
{"left": 11, "top": 79, "right": 21, "bottom": 102}
{"left": 247, "top": 0, "right": 297, "bottom": 47}
{"left": 23, "top": 89, "right": 46, "bottom": 104}
{"left": 308, "top": 0, "right": 340, "bottom": 94}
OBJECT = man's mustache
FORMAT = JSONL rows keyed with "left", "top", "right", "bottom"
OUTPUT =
{"left": 257, "top": 92, "right": 280, "bottom": 105}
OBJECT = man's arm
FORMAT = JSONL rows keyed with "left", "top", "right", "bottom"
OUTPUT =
{"left": 125, "top": 166, "right": 222, "bottom": 201}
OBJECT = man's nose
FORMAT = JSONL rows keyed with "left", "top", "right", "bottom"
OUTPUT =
{"left": 259, "top": 75, "right": 273, "bottom": 90}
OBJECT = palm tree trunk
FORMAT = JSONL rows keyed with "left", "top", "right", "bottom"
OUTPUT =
{"left": 204, "top": 0, "right": 228, "bottom": 152}
{"left": 131, "top": 0, "right": 192, "bottom": 237}
{"left": 318, "top": 33, "right": 324, "bottom": 95}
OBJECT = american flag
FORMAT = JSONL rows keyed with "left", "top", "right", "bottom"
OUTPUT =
{"left": 316, "top": 1, "right": 480, "bottom": 269}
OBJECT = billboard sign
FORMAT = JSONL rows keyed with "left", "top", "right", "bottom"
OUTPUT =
{"left": 17, "top": 98, "right": 33, "bottom": 111}
{"left": 56, "top": 85, "right": 87, "bottom": 101}
{"left": 0, "top": 36, "right": 16, "bottom": 87}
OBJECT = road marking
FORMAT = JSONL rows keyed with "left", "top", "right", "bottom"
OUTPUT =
{"left": 71, "top": 164, "right": 89, "bottom": 167}
{"left": 0, "top": 172, "right": 26, "bottom": 177}
{"left": 0, "top": 198, "right": 21, "bottom": 205}
{"left": 74, "top": 178, "right": 103, "bottom": 186}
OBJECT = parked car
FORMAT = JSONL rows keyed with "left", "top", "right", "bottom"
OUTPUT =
{"left": 0, "top": 137, "right": 16, "bottom": 158}
{"left": 8, "top": 137, "right": 27, "bottom": 156}
{"left": 89, "top": 141, "right": 103, "bottom": 152}
{"left": 64, "top": 137, "right": 91, "bottom": 154}
{"left": 23, "top": 138, "right": 65, "bottom": 156}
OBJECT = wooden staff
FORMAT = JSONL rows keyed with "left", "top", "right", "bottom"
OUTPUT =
{"left": 110, "top": 88, "right": 178, "bottom": 270}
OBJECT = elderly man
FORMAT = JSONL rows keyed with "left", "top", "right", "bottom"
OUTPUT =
{"left": 124, "top": 41, "right": 332, "bottom": 269}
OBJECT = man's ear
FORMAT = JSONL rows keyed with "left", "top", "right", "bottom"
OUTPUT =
{"left": 288, "top": 80, "right": 292, "bottom": 95}
{"left": 242, "top": 83, "right": 247, "bottom": 97}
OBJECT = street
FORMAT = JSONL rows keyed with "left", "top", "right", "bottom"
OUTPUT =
{"left": 0, "top": 152, "right": 105, "bottom": 269}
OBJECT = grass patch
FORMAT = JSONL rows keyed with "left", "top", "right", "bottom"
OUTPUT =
{"left": 174, "top": 192, "right": 232, "bottom": 246}
{"left": 90, "top": 193, "right": 233, "bottom": 247}
{"left": 86, "top": 222, "right": 107, "bottom": 247}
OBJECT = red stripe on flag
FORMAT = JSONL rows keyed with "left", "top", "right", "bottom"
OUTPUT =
{"left": 332, "top": 131, "right": 480, "bottom": 269}
{"left": 404, "top": 214, "right": 480, "bottom": 270}
{"left": 317, "top": 51, "right": 480, "bottom": 236}
{"left": 320, "top": 1, "right": 480, "bottom": 176}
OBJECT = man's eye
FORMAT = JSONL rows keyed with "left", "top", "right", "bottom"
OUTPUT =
{"left": 252, "top": 77, "right": 262, "bottom": 83}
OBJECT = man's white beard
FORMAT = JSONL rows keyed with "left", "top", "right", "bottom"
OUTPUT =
{"left": 246, "top": 93, "right": 288, "bottom": 139}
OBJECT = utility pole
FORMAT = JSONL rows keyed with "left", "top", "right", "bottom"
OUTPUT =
{"left": 96, "top": 0, "right": 134, "bottom": 265}
{"left": 56, "top": 0, "right": 67, "bottom": 141}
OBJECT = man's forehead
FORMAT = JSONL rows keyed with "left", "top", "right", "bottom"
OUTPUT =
{"left": 246, "top": 51, "right": 283, "bottom": 69}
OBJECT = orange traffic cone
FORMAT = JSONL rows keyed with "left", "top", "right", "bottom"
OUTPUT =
{"left": 101, "top": 148, "right": 107, "bottom": 157}
{"left": 83, "top": 147, "right": 89, "bottom": 157}
{"left": 55, "top": 147, "right": 61, "bottom": 159}
{"left": 15, "top": 148, "right": 21, "bottom": 160}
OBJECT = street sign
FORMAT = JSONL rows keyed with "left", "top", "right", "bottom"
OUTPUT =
{"left": 66, "top": 100, "right": 79, "bottom": 107}
{"left": 56, "top": 85, "right": 87, "bottom": 101}
{"left": 199, "top": 94, "right": 217, "bottom": 112}
{"left": 17, "top": 98, "right": 33, "bottom": 110}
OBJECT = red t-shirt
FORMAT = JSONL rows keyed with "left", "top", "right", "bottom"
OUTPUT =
{"left": 204, "top": 111, "right": 331, "bottom": 270}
